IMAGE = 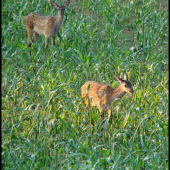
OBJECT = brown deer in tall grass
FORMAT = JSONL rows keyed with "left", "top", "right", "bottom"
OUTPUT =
{"left": 24, "top": 0, "right": 70, "bottom": 56}
{"left": 81, "top": 73, "right": 134, "bottom": 122}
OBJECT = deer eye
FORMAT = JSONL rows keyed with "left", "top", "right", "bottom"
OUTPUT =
{"left": 125, "top": 84, "right": 130, "bottom": 88}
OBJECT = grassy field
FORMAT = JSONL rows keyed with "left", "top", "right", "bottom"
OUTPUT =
{"left": 2, "top": 0, "right": 168, "bottom": 169}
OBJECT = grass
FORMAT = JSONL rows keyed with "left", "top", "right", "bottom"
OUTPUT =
{"left": 2, "top": 0, "right": 168, "bottom": 169}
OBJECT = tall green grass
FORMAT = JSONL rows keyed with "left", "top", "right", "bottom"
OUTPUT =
{"left": 2, "top": 0, "right": 168, "bottom": 169}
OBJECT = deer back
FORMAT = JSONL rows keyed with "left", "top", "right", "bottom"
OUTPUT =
{"left": 82, "top": 81, "right": 115, "bottom": 106}
{"left": 25, "top": 13, "right": 60, "bottom": 36}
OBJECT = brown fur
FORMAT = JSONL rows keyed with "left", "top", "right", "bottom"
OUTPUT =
{"left": 81, "top": 73, "right": 134, "bottom": 121}
{"left": 24, "top": 0, "right": 70, "bottom": 56}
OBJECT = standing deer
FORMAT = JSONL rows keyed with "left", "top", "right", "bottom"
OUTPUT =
{"left": 24, "top": 0, "right": 70, "bottom": 56}
{"left": 81, "top": 73, "right": 134, "bottom": 122}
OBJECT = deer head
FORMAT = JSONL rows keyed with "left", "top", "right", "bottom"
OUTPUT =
{"left": 50, "top": 0, "right": 70, "bottom": 16}
{"left": 113, "top": 73, "right": 134, "bottom": 94}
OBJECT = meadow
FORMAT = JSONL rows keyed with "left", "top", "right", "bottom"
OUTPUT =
{"left": 2, "top": 0, "right": 168, "bottom": 169}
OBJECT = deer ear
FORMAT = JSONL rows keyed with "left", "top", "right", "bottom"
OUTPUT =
{"left": 50, "top": 1, "right": 59, "bottom": 8}
{"left": 64, "top": 0, "right": 70, "bottom": 6}
{"left": 113, "top": 75, "right": 123, "bottom": 83}
{"left": 124, "top": 73, "right": 129, "bottom": 81}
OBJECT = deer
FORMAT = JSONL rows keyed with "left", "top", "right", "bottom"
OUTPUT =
{"left": 81, "top": 73, "right": 134, "bottom": 123}
{"left": 24, "top": 0, "right": 70, "bottom": 56}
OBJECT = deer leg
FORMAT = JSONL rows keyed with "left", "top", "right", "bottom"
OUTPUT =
{"left": 86, "top": 96, "right": 91, "bottom": 120}
{"left": 100, "top": 108, "right": 104, "bottom": 122}
{"left": 84, "top": 95, "right": 89, "bottom": 110}
{"left": 44, "top": 36, "right": 50, "bottom": 57}
{"left": 32, "top": 32, "right": 39, "bottom": 53}
{"left": 100, "top": 108, "right": 105, "bottom": 133}
{"left": 108, "top": 109, "right": 113, "bottom": 122}
{"left": 27, "top": 30, "right": 33, "bottom": 56}
{"left": 45, "top": 36, "right": 50, "bottom": 50}
{"left": 51, "top": 37, "right": 55, "bottom": 57}
{"left": 51, "top": 36, "right": 55, "bottom": 46}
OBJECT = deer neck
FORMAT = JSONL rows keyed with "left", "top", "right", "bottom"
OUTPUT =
{"left": 111, "top": 86, "right": 126, "bottom": 101}
{"left": 54, "top": 12, "right": 64, "bottom": 27}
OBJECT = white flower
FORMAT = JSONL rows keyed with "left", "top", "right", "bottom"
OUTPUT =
{"left": 130, "top": 47, "right": 136, "bottom": 52}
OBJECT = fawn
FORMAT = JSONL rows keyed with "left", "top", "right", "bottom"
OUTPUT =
{"left": 24, "top": 0, "right": 70, "bottom": 56}
{"left": 81, "top": 73, "right": 134, "bottom": 122}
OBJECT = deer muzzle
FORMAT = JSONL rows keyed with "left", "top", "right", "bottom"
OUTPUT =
{"left": 130, "top": 89, "right": 134, "bottom": 94}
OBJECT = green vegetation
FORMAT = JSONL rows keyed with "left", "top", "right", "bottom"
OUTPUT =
{"left": 2, "top": 0, "right": 168, "bottom": 169}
